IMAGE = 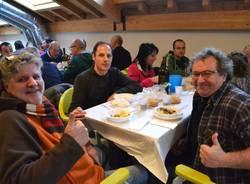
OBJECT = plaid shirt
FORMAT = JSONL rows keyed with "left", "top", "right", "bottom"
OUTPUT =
{"left": 191, "top": 82, "right": 250, "bottom": 184}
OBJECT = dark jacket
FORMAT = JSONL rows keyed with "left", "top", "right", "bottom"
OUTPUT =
{"left": 70, "top": 67, "right": 142, "bottom": 111}
{"left": 41, "top": 62, "right": 62, "bottom": 89}
{"left": 111, "top": 46, "right": 132, "bottom": 70}
{"left": 63, "top": 52, "right": 93, "bottom": 84}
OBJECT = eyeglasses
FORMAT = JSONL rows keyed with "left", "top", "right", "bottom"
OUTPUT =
{"left": 192, "top": 70, "right": 218, "bottom": 79}
{"left": 70, "top": 45, "right": 77, "bottom": 49}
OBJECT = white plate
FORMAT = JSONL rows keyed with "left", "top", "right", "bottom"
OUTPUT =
{"left": 154, "top": 106, "right": 183, "bottom": 120}
{"left": 154, "top": 112, "right": 182, "bottom": 120}
{"left": 110, "top": 98, "right": 130, "bottom": 108}
{"left": 114, "top": 93, "right": 134, "bottom": 102}
{"left": 106, "top": 108, "right": 132, "bottom": 123}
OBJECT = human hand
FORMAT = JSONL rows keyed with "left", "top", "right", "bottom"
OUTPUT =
{"left": 107, "top": 93, "right": 116, "bottom": 101}
{"left": 151, "top": 76, "right": 159, "bottom": 84}
{"left": 199, "top": 133, "right": 226, "bottom": 168}
{"left": 64, "top": 113, "right": 89, "bottom": 150}
{"left": 70, "top": 107, "right": 86, "bottom": 120}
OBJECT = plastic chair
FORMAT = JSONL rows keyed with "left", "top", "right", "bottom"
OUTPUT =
{"left": 58, "top": 87, "right": 101, "bottom": 143}
{"left": 101, "top": 168, "right": 130, "bottom": 184}
{"left": 121, "top": 68, "right": 128, "bottom": 76}
{"left": 175, "top": 164, "right": 215, "bottom": 184}
{"left": 58, "top": 87, "right": 73, "bottom": 122}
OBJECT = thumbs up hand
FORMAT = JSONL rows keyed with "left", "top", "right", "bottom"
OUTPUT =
{"left": 199, "top": 133, "right": 226, "bottom": 168}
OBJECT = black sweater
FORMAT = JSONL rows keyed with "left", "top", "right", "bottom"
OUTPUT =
{"left": 70, "top": 67, "right": 142, "bottom": 111}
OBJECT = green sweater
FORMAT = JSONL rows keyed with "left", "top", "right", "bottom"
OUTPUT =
{"left": 63, "top": 52, "right": 93, "bottom": 84}
{"left": 167, "top": 53, "right": 190, "bottom": 77}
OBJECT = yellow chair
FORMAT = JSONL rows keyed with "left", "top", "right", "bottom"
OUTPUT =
{"left": 101, "top": 168, "right": 130, "bottom": 184}
{"left": 58, "top": 87, "right": 73, "bottom": 122}
{"left": 58, "top": 88, "right": 130, "bottom": 183}
{"left": 121, "top": 68, "right": 128, "bottom": 76}
{"left": 175, "top": 164, "right": 215, "bottom": 184}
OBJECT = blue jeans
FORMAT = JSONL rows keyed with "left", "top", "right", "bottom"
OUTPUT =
{"left": 95, "top": 145, "right": 148, "bottom": 184}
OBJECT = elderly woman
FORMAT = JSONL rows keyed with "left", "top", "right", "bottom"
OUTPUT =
{"left": 0, "top": 53, "right": 147, "bottom": 184}
{"left": 128, "top": 43, "right": 159, "bottom": 88}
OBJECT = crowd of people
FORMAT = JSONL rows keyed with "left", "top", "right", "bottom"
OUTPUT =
{"left": 0, "top": 36, "right": 249, "bottom": 184}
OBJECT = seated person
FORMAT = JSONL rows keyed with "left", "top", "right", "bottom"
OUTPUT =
{"left": 70, "top": 41, "right": 142, "bottom": 111}
{"left": 228, "top": 51, "right": 250, "bottom": 94}
{"left": 0, "top": 53, "right": 148, "bottom": 184}
{"left": 63, "top": 39, "right": 93, "bottom": 84}
{"left": 165, "top": 39, "right": 190, "bottom": 76}
{"left": 166, "top": 48, "right": 250, "bottom": 184}
{"left": 128, "top": 43, "right": 159, "bottom": 88}
{"left": 111, "top": 35, "right": 132, "bottom": 70}
{"left": 41, "top": 41, "right": 63, "bottom": 64}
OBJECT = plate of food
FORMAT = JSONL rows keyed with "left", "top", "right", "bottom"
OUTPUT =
{"left": 107, "top": 108, "right": 132, "bottom": 123}
{"left": 114, "top": 93, "right": 134, "bottom": 102}
{"left": 110, "top": 98, "right": 130, "bottom": 108}
{"left": 154, "top": 106, "right": 183, "bottom": 120}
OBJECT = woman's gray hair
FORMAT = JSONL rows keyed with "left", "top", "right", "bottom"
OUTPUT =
{"left": 191, "top": 47, "right": 233, "bottom": 80}
{"left": 0, "top": 52, "right": 43, "bottom": 83}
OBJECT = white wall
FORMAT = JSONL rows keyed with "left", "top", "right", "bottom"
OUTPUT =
{"left": 1, "top": 31, "right": 250, "bottom": 66}
{"left": 51, "top": 31, "right": 250, "bottom": 66}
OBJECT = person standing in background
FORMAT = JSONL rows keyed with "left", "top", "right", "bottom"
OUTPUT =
{"left": 111, "top": 35, "right": 132, "bottom": 70}
{"left": 63, "top": 39, "right": 93, "bottom": 84}
{"left": 166, "top": 39, "right": 190, "bottom": 76}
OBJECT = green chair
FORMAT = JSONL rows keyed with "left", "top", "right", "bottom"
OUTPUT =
{"left": 101, "top": 168, "right": 130, "bottom": 184}
{"left": 175, "top": 164, "right": 215, "bottom": 184}
{"left": 58, "top": 87, "right": 73, "bottom": 122}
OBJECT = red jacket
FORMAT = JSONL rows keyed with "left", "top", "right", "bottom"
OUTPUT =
{"left": 128, "top": 63, "right": 155, "bottom": 88}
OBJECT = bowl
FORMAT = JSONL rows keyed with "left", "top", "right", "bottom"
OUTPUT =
{"left": 114, "top": 93, "right": 134, "bottom": 102}
{"left": 107, "top": 108, "right": 132, "bottom": 123}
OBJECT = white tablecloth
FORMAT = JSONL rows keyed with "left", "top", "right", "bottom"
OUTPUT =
{"left": 85, "top": 94, "right": 193, "bottom": 183}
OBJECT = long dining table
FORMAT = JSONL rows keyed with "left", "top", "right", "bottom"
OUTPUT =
{"left": 84, "top": 93, "right": 193, "bottom": 183}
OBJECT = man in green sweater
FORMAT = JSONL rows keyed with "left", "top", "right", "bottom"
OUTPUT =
{"left": 166, "top": 39, "right": 190, "bottom": 76}
{"left": 63, "top": 39, "right": 93, "bottom": 84}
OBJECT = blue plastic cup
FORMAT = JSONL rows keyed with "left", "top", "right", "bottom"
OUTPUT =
{"left": 169, "top": 75, "right": 183, "bottom": 93}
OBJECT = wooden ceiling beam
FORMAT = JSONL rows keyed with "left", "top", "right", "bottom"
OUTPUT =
{"left": 50, "top": 9, "right": 69, "bottom": 21}
{"left": 84, "top": 0, "right": 121, "bottom": 22}
{"left": 113, "top": 0, "right": 145, "bottom": 5}
{"left": 125, "top": 10, "right": 250, "bottom": 31}
{"left": 73, "top": 0, "right": 103, "bottom": 18}
{"left": 54, "top": 0, "right": 86, "bottom": 19}
{"left": 36, "top": 11, "right": 56, "bottom": 22}
{"left": 47, "top": 18, "right": 113, "bottom": 32}
{"left": 0, "top": 26, "right": 21, "bottom": 35}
